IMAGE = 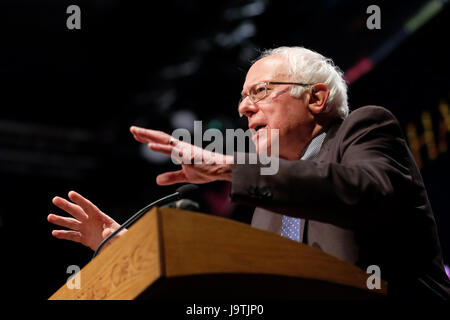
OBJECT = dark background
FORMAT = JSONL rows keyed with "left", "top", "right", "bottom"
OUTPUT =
{"left": 0, "top": 0, "right": 449, "bottom": 300}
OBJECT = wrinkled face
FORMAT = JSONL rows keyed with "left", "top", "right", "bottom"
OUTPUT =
{"left": 238, "top": 55, "right": 315, "bottom": 160}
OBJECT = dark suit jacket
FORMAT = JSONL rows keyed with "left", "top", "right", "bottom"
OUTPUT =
{"left": 230, "top": 105, "right": 450, "bottom": 299}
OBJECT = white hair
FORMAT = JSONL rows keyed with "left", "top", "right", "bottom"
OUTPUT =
{"left": 257, "top": 46, "right": 349, "bottom": 119}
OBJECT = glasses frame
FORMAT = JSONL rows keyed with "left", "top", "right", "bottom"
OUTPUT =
{"left": 239, "top": 81, "right": 314, "bottom": 106}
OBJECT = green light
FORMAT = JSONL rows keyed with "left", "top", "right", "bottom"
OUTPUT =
{"left": 405, "top": 0, "right": 443, "bottom": 34}
{"left": 208, "top": 119, "right": 223, "bottom": 131}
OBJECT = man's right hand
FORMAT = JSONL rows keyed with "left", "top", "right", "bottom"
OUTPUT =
{"left": 48, "top": 191, "right": 125, "bottom": 251}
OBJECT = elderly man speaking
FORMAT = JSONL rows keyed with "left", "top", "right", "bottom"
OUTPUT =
{"left": 48, "top": 46, "right": 450, "bottom": 299}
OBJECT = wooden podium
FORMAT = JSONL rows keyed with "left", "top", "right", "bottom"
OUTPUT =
{"left": 49, "top": 207, "right": 387, "bottom": 300}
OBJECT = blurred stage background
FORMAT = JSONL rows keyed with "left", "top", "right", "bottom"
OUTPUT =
{"left": 0, "top": 0, "right": 449, "bottom": 299}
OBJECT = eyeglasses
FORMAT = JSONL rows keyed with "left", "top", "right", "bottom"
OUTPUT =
{"left": 238, "top": 81, "right": 314, "bottom": 106}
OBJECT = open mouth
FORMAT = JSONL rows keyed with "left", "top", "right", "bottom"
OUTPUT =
{"left": 254, "top": 125, "right": 267, "bottom": 132}
{"left": 251, "top": 125, "right": 268, "bottom": 143}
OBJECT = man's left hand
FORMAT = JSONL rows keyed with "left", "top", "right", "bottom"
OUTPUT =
{"left": 130, "top": 126, "right": 233, "bottom": 185}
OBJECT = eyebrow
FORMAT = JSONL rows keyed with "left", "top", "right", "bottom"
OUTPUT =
{"left": 240, "top": 84, "right": 252, "bottom": 97}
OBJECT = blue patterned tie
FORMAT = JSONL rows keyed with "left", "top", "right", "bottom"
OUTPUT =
{"left": 281, "top": 215, "right": 301, "bottom": 242}
{"left": 281, "top": 132, "right": 326, "bottom": 242}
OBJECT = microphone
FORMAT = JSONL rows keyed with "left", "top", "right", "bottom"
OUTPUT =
{"left": 162, "top": 199, "right": 200, "bottom": 211}
{"left": 92, "top": 184, "right": 199, "bottom": 259}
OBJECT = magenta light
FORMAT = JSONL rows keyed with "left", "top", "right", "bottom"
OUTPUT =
{"left": 344, "top": 57, "right": 374, "bottom": 85}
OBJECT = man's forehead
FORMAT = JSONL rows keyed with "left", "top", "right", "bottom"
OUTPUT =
{"left": 244, "top": 55, "right": 289, "bottom": 86}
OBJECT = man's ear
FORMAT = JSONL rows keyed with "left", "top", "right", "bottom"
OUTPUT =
{"left": 308, "top": 83, "right": 330, "bottom": 115}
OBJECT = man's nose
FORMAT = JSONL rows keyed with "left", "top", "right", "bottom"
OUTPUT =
{"left": 238, "top": 97, "right": 259, "bottom": 117}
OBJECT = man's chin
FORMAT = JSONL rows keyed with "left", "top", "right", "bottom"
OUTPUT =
{"left": 255, "top": 140, "right": 270, "bottom": 156}
{"left": 252, "top": 128, "right": 279, "bottom": 157}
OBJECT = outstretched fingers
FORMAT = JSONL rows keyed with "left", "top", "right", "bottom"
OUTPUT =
{"left": 130, "top": 126, "right": 173, "bottom": 144}
{"left": 148, "top": 142, "right": 193, "bottom": 165}
{"left": 47, "top": 214, "right": 81, "bottom": 231}
{"left": 68, "top": 191, "right": 101, "bottom": 218}
{"left": 156, "top": 170, "right": 188, "bottom": 185}
{"left": 52, "top": 196, "right": 88, "bottom": 221}
{"left": 148, "top": 143, "right": 173, "bottom": 156}
{"left": 51, "top": 230, "right": 82, "bottom": 243}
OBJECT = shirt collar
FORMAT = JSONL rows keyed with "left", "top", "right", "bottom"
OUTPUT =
{"left": 300, "top": 131, "right": 327, "bottom": 160}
